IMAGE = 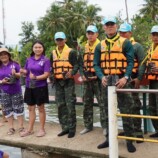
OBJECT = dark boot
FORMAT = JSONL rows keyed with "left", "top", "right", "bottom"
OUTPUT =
{"left": 118, "top": 131, "right": 125, "bottom": 136}
{"left": 126, "top": 141, "right": 136, "bottom": 153}
{"left": 58, "top": 130, "right": 69, "bottom": 136}
{"left": 68, "top": 132, "right": 75, "bottom": 138}
{"left": 150, "top": 132, "right": 158, "bottom": 138}
{"left": 97, "top": 140, "right": 109, "bottom": 149}
{"left": 136, "top": 135, "right": 144, "bottom": 143}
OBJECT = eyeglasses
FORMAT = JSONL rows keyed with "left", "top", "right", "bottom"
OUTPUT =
{"left": 105, "top": 22, "right": 115, "bottom": 26}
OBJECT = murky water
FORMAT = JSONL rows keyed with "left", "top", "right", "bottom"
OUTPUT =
{"left": 0, "top": 145, "right": 21, "bottom": 158}
{"left": 24, "top": 103, "right": 101, "bottom": 126}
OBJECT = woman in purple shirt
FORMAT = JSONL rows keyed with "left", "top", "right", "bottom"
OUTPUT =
{"left": 20, "top": 40, "right": 50, "bottom": 137}
{"left": 0, "top": 48, "right": 24, "bottom": 135}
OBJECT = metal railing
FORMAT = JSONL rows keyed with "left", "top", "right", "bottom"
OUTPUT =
{"left": 108, "top": 86, "right": 158, "bottom": 158}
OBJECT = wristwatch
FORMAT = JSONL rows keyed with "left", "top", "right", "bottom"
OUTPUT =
{"left": 124, "top": 76, "right": 129, "bottom": 80}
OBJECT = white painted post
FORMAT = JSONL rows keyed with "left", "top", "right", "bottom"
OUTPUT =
{"left": 108, "top": 86, "right": 118, "bottom": 158}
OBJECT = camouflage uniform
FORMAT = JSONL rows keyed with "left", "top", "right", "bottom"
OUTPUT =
{"left": 118, "top": 81, "right": 136, "bottom": 137}
{"left": 51, "top": 48, "right": 79, "bottom": 133}
{"left": 121, "top": 41, "right": 146, "bottom": 136}
{"left": 129, "top": 39, "right": 146, "bottom": 136}
{"left": 79, "top": 35, "right": 102, "bottom": 130}
{"left": 129, "top": 83, "right": 143, "bottom": 136}
{"left": 119, "top": 22, "right": 146, "bottom": 137}
{"left": 149, "top": 80, "right": 158, "bottom": 132}
{"left": 146, "top": 34, "right": 158, "bottom": 134}
{"left": 94, "top": 35, "right": 135, "bottom": 138}
{"left": 82, "top": 78, "right": 101, "bottom": 130}
{"left": 95, "top": 17, "right": 136, "bottom": 152}
{"left": 55, "top": 79, "right": 76, "bottom": 132}
{"left": 100, "top": 75, "right": 135, "bottom": 138}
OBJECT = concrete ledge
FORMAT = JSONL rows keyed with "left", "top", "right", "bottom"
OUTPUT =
{"left": 0, "top": 121, "right": 157, "bottom": 158}
{"left": 0, "top": 121, "right": 107, "bottom": 158}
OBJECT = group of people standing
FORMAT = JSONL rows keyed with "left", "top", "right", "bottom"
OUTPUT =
{"left": 0, "top": 40, "right": 50, "bottom": 137}
{"left": 0, "top": 15, "right": 158, "bottom": 154}
{"left": 82, "top": 16, "right": 158, "bottom": 153}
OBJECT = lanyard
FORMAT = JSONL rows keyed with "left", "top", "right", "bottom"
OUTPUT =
{"left": 149, "top": 44, "right": 158, "bottom": 61}
{"left": 88, "top": 38, "right": 100, "bottom": 52}
{"left": 106, "top": 33, "right": 120, "bottom": 51}
{"left": 130, "top": 37, "right": 135, "bottom": 44}
{"left": 141, "top": 44, "right": 158, "bottom": 65}
{"left": 56, "top": 44, "right": 69, "bottom": 59}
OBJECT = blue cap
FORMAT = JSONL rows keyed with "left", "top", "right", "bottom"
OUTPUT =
{"left": 151, "top": 25, "right": 158, "bottom": 33}
{"left": 86, "top": 25, "right": 98, "bottom": 33}
{"left": 102, "top": 16, "right": 116, "bottom": 25}
{"left": 54, "top": 32, "right": 66, "bottom": 40}
{"left": 119, "top": 23, "right": 132, "bottom": 32}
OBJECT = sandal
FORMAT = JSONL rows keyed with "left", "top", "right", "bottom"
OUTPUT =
{"left": 7, "top": 128, "right": 15, "bottom": 135}
{"left": 20, "top": 130, "right": 34, "bottom": 137}
{"left": 18, "top": 127, "right": 25, "bottom": 133}
{"left": 36, "top": 130, "right": 46, "bottom": 137}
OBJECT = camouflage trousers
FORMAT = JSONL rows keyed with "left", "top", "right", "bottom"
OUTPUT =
{"left": 129, "top": 82, "right": 143, "bottom": 136}
{"left": 55, "top": 79, "right": 76, "bottom": 132}
{"left": 83, "top": 79, "right": 101, "bottom": 129}
{"left": 101, "top": 75, "right": 135, "bottom": 138}
{"left": 149, "top": 80, "right": 158, "bottom": 132}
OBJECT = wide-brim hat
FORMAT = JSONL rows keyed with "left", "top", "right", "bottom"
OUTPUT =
{"left": 0, "top": 48, "right": 11, "bottom": 55}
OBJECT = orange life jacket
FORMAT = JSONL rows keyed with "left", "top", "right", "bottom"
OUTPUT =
{"left": 83, "top": 39, "right": 100, "bottom": 72}
{"left": 100, "top": 37, "right": 127, "bottom": 75}
{"left": 147, "top": 45, "right": 158, "bottom": 80}
{"left": 52, "top": 46, "right": 73, "bottom": 79}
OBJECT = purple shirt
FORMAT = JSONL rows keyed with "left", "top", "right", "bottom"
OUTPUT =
{"left": 0, "top": 61, "right": 22, "bottom": 94}
{"left": 24, "top": 55, "right": 51, "bottom": 88}
{"left": 0, "top": 150, "right": 3, "bottom": 158}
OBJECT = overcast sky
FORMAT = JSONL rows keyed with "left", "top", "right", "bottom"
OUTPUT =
{"left": 0, "top": 0, "right": 144, "bottom": 45}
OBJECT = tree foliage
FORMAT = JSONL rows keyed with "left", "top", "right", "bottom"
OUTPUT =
{"left": 37, "top": 0, "right": 102, "bottom": 53}
{"left": 20, "top": 42, "right": 32, "bottom": 67}
{"left": 139, "top": 0, "right": 158, "bottom": 21}
{"left": 131, "top": 0, "right": 158, "bottom": 50}
{"left": 19, "top": 22, "right": 36, "bottom": 46}
{"left": 18, "top": 0, "right": 158, "bottom": 63}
